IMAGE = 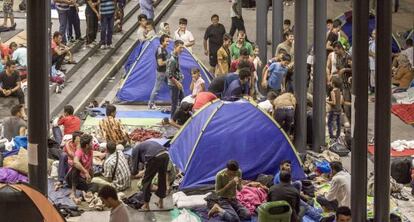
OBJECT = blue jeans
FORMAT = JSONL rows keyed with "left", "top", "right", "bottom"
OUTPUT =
{"left": 68, "top": 6, "right": 81, "bottom": 40}
{"left": 218, "top": 198, "right": 251, "bottom": 222}
{"left": 58, "top": 153, "right": 69, "bottom": 182}
{"left": 328, "top": 111, "right": 341, "bottom": 139}
{"left": 57, "top": 9, "right": 70, "bottom": 43}
{"left": 100, "top": 14, "right": 114, "bottom": 45}
{"left": 149, "top": 71, "right": 167, "bottom": 105}
{"left": 274, "top": 108, "right": 295, "bottom": 134}
{"left": 169, "top": 85, "right": 184, "bottom": 118}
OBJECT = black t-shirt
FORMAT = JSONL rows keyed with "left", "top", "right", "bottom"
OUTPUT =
{"left": 85, "top": 0, "right": 98, "bottom": 14}
{"left": 172, "top": 110, "right": 191, "bottom": 125}
{"left": 204, "top": 24, "right": 226, "bottom": 52}
{"left": 208, "top": 76, "right": 226, "bottom": 96}
{"left": 0, "top": 71, "right": 20, "bottom": 90}
{"left": 155, "top": 46, "right": 168, "bottom": 72}
{"left": 327, "top": 31, "right": 338, "bottom": 46}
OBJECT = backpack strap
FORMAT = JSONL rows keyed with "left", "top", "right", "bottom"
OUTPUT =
{"left": 112, "top": 151, "right": 119, "bottom": 181}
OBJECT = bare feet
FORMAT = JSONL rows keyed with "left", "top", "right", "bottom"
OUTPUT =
{"left": 54, "top": 181, "right": 63, "bottom": 191}
{"left": 208, "top": 204, "right": 223, "bottom": 218}
{"left": 70, "top": 194, "right": 82, "bottom": 205}
{"left": 154, "top": 199, "right": 163, "bottom": 209}
{"left": 141, "top": 202, "right": 150, "bottom": 211}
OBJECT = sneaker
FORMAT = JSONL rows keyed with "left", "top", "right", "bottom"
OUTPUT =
{"left": 100, "top": 44, "right": 107, "bottom": 49}
{"left": 148, "top": 103, "right": 158, "bottom": 110}
{"left": 107, "top": 44, "right": 114, "bottom": 49}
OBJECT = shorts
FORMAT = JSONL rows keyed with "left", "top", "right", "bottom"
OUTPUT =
{"left": 3, "top": 2, "right": 14, "bottom": 17}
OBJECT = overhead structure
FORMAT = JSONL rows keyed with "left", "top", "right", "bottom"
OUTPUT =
{"left": 169, "top": 99, "right": 305, "bottom": 190}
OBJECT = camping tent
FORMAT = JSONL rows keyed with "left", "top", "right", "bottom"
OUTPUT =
{"left": 0, "top": 183, "right": 66, "bottom": 222}
{"left": 117, "top": 37, "right": 213, "bottom": 104}
{"left": 169, "top": 99, "right": 305, "bottom": 190}
{"left": 336, "top": 10, "right": 401, "bottom": 53}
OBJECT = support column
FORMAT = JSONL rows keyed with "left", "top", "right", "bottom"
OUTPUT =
{"left": 256, "top": 0, "right": 268, "bottom": 81}
{"left": 294, "top": 0, "right": 307, "bottom": 152}
{"left": 312, "top": 0, "right": 327, "bottom": 152}
{"left": 27, "top": 0, "right": 50, "bottom": 195}
{"left": 374, "top": 0, "right": 392, "bottom": 221}
{"left": 272, "top": 0, "right": 283, "bottom": 56}
{"left": 351, "top": 0, "right": 369, "bottom": 220}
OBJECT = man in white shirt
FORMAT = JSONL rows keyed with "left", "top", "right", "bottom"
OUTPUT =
{"left": 317, "top": 161, "right": 351, "bottom": 211}
{"left": 258, "top": 91, "right": 277, "bottom": 115}
{"left": 174, "top": 18, "right": 195, "bottom": 52}
{"left": 137, "top": 14, "right": 148, "bottom": 42}
{"left": 98, "top": 185, "right": 130, "bottom": 222}
{"left": 400, "top": 39, "right": 413, "bottom": 68}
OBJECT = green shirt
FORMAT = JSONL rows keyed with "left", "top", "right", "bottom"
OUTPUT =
{"left": 230, "top": 41, "right": 253, "bottom": 60}
{"left": 215, "top": 169, "right": 242, "bottom": 198}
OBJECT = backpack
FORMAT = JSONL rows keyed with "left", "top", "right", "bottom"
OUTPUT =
{"left": 391, "top": 158, "right": 412, "bottom": 184}
{"left": 329, "top": 142, "right": 350, "bottom": 157}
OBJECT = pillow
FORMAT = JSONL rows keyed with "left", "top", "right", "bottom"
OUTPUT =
{"left": 4, "top": 148, "right": 28, "bottom": 175}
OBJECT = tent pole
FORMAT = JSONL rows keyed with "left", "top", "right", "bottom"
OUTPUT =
{"left": 293, "top": 0, "right": 307, "bottom": 152}
{"left": 351, "top": 0, "right": 369, "bottom": 220}
{"left": 374, "top": 0, "right": 392, "bottom": 220}
{"left": 312, "top": 0, "right": 327, "bottom": 152}
{"left": 27, "top": 0, "right": 50, "bottom": 195}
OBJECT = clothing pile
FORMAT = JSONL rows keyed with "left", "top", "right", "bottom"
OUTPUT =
{"left": 129, "top": 128, "right": 162, "bottom": 142}
{"left": 391, "top": 140, "right": 414, "bottom": 152}
{"left": 172, "top": 191, "right": 211, "bottom": 209}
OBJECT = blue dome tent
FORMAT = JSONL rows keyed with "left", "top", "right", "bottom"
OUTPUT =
{"left": 169, "top": 99, "right": 305, "bottom": 190}
{"left": 117, "top": 37, "right": 213, "bottom": 104}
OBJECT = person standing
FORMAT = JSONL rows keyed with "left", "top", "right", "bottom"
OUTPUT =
{"left": 98, "top": 185, "right": 131, "bottom": 222}
{"left": 0, "top": 61, "right": 25, "bottom": 104}
{"left": 2, "top": 0, "right": 16, "bottom": 29}
{"left": 275, "top": 32, "right": 294, "bottom": 58}
{"left": 369, "top": 29, "right": 376, "bottom": 94}
{"left": 262, "top": 54, "right": 292, "bottom": 96}
{"left": 215, "top": 34, "right": 232, "bottom": 77}
{"left": 148, "top": 34, "right": 170, "bottom": 110}
{"left": 139, "top": 0, "right": 154, "bottom": 21}
{"left": 230, "top": 31, "right": 253, "bottom": 60}
{"left": 68, "top": 0, "right": 82, "bottom": 42}
{"left": 99, "top": 0, "right": 116, "bottom": 49}
{"left": 54, "top": 0, "right": 73, "bottom": 43}
{"left": 204, "top": 14, "right": 226, "bottom": 72}
{"left": 131, "top": 140, "right": 170, "bottom": 211}
{"left": 174, "top": 18, "right": 195, "bottom": 52}
{"left": 137, "top": 14, "right": 148, "bottom": 42}
{"left": 166, "top": 40, "right": 185, "bottom": 118}
{"left": 207, "top": 160, "right": 251, "bottom": 221}
{"left": 229, "top": 0, "right": 245, "bottom": 38}
{"left": 86, "top": 0, "right": 99, "bottom": 47}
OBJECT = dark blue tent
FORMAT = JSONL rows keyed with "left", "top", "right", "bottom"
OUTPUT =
{"left": 169, "top": 99, "right": 305, "bottom": 190}
{"left": 117, "top": 37, "right": 213, "bottom": 103}
{"left": 337, "top": 10, "right": 401, "bottom": 53}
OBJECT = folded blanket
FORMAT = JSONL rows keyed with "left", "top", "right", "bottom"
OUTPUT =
{"left": 172, "top": 191, "right": 211, "bottom": 209}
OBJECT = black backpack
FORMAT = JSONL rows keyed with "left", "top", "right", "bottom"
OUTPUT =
{"left": 391, "top": 158, "right": 412, "bottom": 184}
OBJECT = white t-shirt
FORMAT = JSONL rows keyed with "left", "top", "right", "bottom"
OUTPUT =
{"left": 192, "top": 78, "right": 205, "bottom": 96}
{"left": 369, "top": 39, "right": 376, "bottom": 71}
{"left": 230, "top": 0, "right": 241, "bottom": 18}
{"left": 174, "top": 29, "right": 195, "bottom": 52}
{"left": 258, "top": 100, "right": 273, "bottom": 114}
{"left": 401, "top": 47, "right": 413, "bottom": 68}
{"left": 110, "top": 203, "right": 130, "bottom": 222}
{"left": 137, "top": 26, "right": 146, "bottom": 42}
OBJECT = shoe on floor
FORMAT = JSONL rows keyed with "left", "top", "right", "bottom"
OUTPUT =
{"left": 100, "top": 44, "right": 107, "bottom": 49}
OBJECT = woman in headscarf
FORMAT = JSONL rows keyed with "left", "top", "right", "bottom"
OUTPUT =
{"left": 158, "top": 22, "right": 170, "bottom": 36}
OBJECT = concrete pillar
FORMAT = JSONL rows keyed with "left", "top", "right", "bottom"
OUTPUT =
{"left": 272, "top": 0, "right": 284, "bottom": 56}
{"left": 351, "top": 0, "right": 369, "bottom": 220}
{"left": 293, "top": 0, "right": 307, "bottom": 152}
{"left": 256, "top": 0, "right": 268, "bottom": 81}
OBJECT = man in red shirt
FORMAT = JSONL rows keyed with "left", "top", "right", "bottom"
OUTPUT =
{"left": 229, "top": 47, "right": 255, "bottom": 73}
{"left": 58, "top": 105, "right": 81, "bottom": 135}
{"left": 193, "top": 91, "right": 217, "bottom": 111}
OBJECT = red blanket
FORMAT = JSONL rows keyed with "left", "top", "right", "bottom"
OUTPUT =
{"left": 391, "top": 104, "right": 414, "bottom": 125}
{"left": 236, "top": 186, "right": 268, "bottom": 215}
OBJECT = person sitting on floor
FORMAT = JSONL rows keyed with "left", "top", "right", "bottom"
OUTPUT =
{"left": 55, "top": 131, "right": 83, "bottom": 190}
{"left": 131, "top": 140, "right": 170, "bottom": 211}
{"left": 99, "top": 141, "right": 131, "bottom": 191}
{"left": 99, "top": 104, "right": 130, "bottom": 148}
{"left": 258, "top": 91, "right": 277, "bottom": 115}
{"left": 208, "top": 160, "right": 251, "bottom": 221}
{"left": 182, "top": 68, "right": 205, "bottom": 104}
{"left": 317, "top": 161, "right": 351, "bottom": 212}
{"left": 58, "top": 105, "right": 81, "bottom": 136}
{"left": 98, "top": 185, "right": 131, "bottom": 222}
{"left": 268, "top": 170, "right": 303, "bottom": 222}
{"left": 169, "top": 101, "right": 193, "bottom": 128}
{"left": 0, "top": 60, "right": 25, "bottom": 105}
{"left": 320, "top": 206, "right": 351, "bottom": 222}
{"left": 273, "top": 160, "right": 301, "bottom": 190}
{"left": 1, "top": 104, "right": 26, "bottom": 141}
{"left": 10, "top": 42, "right": 27, "bottom": 68}
{"left": 392, "top": 54, "right": 413, "bottom": 89}
{"left": 66, "top": 134, "right": 95, "bottom": 204}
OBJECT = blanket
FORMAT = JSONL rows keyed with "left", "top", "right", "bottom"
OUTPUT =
{"left": 391, "top": 104, "right": 414, "bottom": 125}
{"left": 172, "top": 191, "right": 210, "bottom": 209}
{"left": 236, "top": 186, "right": 267, "bottom": 215}
{"left": 0, "top": 167, "right": 28, "bottom": 183}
